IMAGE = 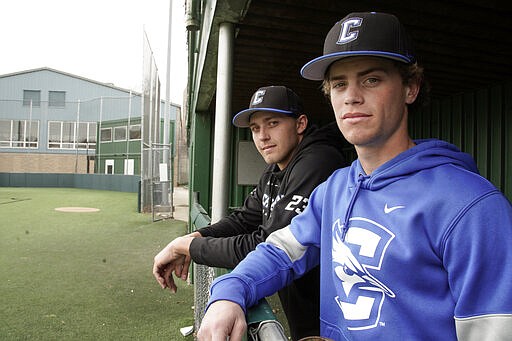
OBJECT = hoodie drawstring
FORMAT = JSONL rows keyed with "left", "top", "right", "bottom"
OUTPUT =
{"left": 341, "top": 174, "right": 366, "bottom": 241}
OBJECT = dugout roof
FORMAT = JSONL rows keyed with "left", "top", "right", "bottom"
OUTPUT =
{"left": 193, "top": 0, "right": 512, "bottom": 123}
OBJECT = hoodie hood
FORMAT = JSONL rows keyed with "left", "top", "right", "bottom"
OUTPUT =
{"left": 300, "top": 121, "right": 347, "bottom": 155}
{"left": 348, "top": 139, "right": 479, "bottom": 190}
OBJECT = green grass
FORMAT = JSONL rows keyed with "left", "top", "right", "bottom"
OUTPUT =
{"left": 0, "top": 187, "right": 194, "bottom": 340}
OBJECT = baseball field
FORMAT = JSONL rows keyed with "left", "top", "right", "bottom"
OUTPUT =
{"left": 0, "top": 187, "right": 194, "bottom": 340}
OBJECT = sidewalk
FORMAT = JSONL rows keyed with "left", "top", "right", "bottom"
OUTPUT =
{"left": 172, "top": 186, "right": 189, "bottom": 222}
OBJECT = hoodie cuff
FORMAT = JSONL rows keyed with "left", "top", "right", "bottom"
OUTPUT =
{"left": 205, "top": 274, "right": 250, "bottom": 314}
{"left": 196, "top": 226, "right": 213, "bottom": 237}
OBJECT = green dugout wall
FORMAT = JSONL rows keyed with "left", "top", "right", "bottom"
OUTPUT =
{"left": 189, "top": 115, "right": 256, "bottom": 215}
{"left": 190, "top": 111, "right": 253, "bottom": 213}
{"left": 410, "top": 82, "right": 512, "bottom": 199}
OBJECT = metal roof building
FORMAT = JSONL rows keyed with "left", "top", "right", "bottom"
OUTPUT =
{"left": 0, "top": 67, "right": 179, "bottom": 175}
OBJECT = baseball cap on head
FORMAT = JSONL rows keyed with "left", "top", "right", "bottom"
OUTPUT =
{"left": 232, "top": 85, "right": 304, "bottom": 128}
{"left": 301, "top": 12, "right": 416, "bottom": 81}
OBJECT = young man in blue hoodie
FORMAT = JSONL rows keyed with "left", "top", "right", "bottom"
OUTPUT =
{"left": 197, "top": 12, "right": 512, "bottom": 341}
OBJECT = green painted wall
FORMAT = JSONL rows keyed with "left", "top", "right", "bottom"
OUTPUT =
{"left": 410, "top": 81, "right": 511, "bottom": 200}
{"left": 190, "top": 112, "right": 213, "bottom": 211}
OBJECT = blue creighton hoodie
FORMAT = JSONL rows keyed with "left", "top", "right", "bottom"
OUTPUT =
{"left": 208, "top": 139, "right": 512, "bottom": 340}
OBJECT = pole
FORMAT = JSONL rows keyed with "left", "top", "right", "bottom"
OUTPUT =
{"left": 161, "top": 0, "right": 173, "bottom": 207}
{"left": 28, "top": 100, "right": 33, "bottom": 148}
{"left": 74, "top": 100, "right": 80, "bottom": 173}
{"left": 126, "top": 91, "right": 132, "bottom": 174}
{"left": 210, "top": 22, "right": 234, "bottom": 223}
{"left": 98, "top": 97, "right": 103, "bottom": 173}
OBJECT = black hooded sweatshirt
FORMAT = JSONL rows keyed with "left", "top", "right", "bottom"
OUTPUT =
{"left": 190, "top": 121, "right": 349, "bottom": 340}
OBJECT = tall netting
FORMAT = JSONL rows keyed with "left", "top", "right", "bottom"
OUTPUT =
{"left": 140, "top": 30, "right": 169, "bottom": 215}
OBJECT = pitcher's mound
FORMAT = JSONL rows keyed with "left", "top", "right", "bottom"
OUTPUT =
{"left": 55, "top": 207, "right": 100, "bottom": 212}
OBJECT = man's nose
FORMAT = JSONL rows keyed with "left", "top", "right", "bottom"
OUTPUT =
{"left": 344, "top": 84, "right": 364, "bottom": 105}
{"left": 256, "top": 127, "right": 270, "bottom": 140}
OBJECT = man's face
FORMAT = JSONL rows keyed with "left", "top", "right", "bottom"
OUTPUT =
{"left": 327, "top": 56, "right": 417, "bottom": 150}
{"left": 249, "top": 111, "right": 305, "bottom": 170}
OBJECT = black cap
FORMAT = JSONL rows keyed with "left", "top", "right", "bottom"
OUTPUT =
{"left": 301, "top": 12, "right": 416, "bottom": 81}
{"left": 232, "top": 86, "right": 304, "bottom": 128}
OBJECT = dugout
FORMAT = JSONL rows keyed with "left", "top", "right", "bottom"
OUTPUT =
{"left": 183, "top": 0, "right": 512, "bottom": 337}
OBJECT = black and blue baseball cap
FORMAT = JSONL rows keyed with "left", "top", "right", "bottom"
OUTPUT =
{"left": 232, "top": 85, "right": 304, "bottom": 128}
{"left": 301, "top": 12, "right": 416, "bottom": 81}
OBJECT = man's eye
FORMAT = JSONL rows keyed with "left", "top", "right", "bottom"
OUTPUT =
{"left": 363, "top": 77, "right": 379, "bottom": 86}
{"left": 268, "top": 121, "right": 278, "bottom": 127}
{"left": 332, "top": 81, "right": 346, "bottom": 89}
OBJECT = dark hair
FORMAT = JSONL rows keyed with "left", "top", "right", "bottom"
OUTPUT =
{"left": 321, "top": 60, "right": 430, "bottom": 113}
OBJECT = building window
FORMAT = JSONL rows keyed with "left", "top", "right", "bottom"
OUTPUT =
{"left": 76, "top": 122, "right": 97, "bottom": 149}
{"left": 23, "top": 90, "right": 41, "bottom": 107}
{"left": 49, "top": 91, "right": 66, "bottom": 107}
{"left": 48, "top": 121, "right": 96, "bottom": 149}
{"left": 105, "top": 159, "right": 114, "bottom": 174}
{"left": 129, "top": 124, "right": 141, "bottom": 140}
{"left": 89, "top": 123, "right": 97, "bottom": 146}
{"left": 0, "top": 119, "right": 39, "bottom": 148}
{"left": 62, "top": 122, "right": 74, "bottom": 149}
{"left": 100, "top": 128, "right": 112, "bottom": 142}
{"left": 26, "top": 120, "right": 39, "bottom": 148}
{"left": 0, "top": 121, "right": 9, "bottom": 147}
{"left": 114, "top": 126, "right": 127, "bottom": 141}
{"left": 48, "top": 121, "right": 62, "bottom": 149}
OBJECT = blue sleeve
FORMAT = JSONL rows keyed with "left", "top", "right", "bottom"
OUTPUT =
{"left": 207, "top": 243, "right": 297, "bottom": 312}
{"left": 443, "top": 191, "right": 512, "bottom": 337}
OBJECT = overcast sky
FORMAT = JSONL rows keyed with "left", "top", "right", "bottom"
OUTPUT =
{"left": 0, "top": 0, "right": 187, "bottom": 104}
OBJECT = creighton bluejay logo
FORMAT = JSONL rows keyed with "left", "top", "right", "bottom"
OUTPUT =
{"left": 337, "top": 17, "right": 363, "bottom": 44}
{"left": 332, "top": 217, "right": 395, "bottom": 330}
{"left": 252, "top": 89, "right": 266, "bottom": 105}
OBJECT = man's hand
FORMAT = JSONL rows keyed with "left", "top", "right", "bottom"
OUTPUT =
{"left": 197, "top": 300, "right": 247, "bottom": 341}
{"left": 152, "top": 232, "right": 200, "bottom": 292}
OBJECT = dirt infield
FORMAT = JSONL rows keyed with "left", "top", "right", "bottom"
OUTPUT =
{"left": 54, "top": 207, "right": 100, "bottom": 212}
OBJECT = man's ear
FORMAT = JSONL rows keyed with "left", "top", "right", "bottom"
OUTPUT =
{"left": 405, "top": 82, "right": 420, "bottom": 105}
{"left": 296, "top": 114, "right": 308, "bottom": 134}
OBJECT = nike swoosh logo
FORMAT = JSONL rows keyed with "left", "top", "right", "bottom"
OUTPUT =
{"left": 384, "top": 204, "right": 405, "bottom": 214}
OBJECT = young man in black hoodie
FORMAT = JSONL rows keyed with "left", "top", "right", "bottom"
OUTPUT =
{"left": 153, "top": 85, "right": 348, "bottom": 340}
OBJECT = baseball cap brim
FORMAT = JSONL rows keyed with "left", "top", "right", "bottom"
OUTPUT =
{"left": 232, "top": 108, "right": 298, "bottom": 128}
{"left": 301, "top": 51, "right": 414, "bottom": 81}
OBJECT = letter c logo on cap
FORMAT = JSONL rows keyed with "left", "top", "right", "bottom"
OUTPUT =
{"left": 338, "top": 18, "right": 363, "bottom": 44}
{"left": 252, "top": 90, "right": 266, "bottom": 105}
